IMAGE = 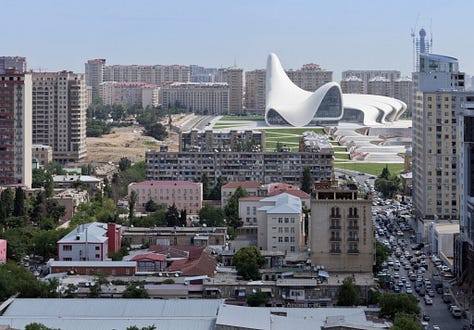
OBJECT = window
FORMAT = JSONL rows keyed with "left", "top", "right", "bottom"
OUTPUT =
{"left": 95, "top": 254, "right": 100, "bottom": 259}
{"left": 95, "top": 246, "right": 100, "bottom": 251}
{"left": 63, "top": 257, "right": 72, "bottom": 261}
{"left": 62, "top": 245, "right": 72, "bottom": 251}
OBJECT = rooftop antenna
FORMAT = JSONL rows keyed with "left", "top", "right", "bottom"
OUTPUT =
{"left": 410, "top": 13, "right": 420, "bottom": 72}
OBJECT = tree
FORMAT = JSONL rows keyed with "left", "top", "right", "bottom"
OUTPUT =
{"left": 44, "top": 161, "right": 65, "bottom": 175}
{"left": 0, "top": 262, "right": 49, "bottom": 300}
{"left": 209, "top": 176, "right": 224, "bottom": 200}
{"left": 224, "top": 186, "right": 248, "bottom": 229}
{"left": 232, "top": 246, "right": 265, "bottom": 281}
{"left": 375, "top": 242, "right": 391, "bottom": 272}
{"left": 337, "top": 276, "right": 360, "bottom": 306}
{"left": 129, "top": 190, "right": 138, "bottom": 223}
{"left": 32, "top": 168, "right": 48, "bottom": 188}
{"left": 179, "top": 209, "right": 187, "bottom": 227}
{"left": 81, "top": 164, "right": 93, "bottom": 175}
{"left": 0, "top": 188, "right": 14, "bottom": 221}
{"left": 166, "top": 203, "right": 180, "bottom": 227}
{"left": 145, "top": 123, "right": 168, "bottom": 140}
{"left": 25, "top": 323, "right": 60, "bottom": 330}
{"left": 379, "top": 165, "right": 391, "bottom": 179}
{"left": 301, "top": 166, "right": 314, "bottom": 194}
{"left": 391, "top": 313, "right": 421, "bottom": 330}
{"left": 378, "top": 293, "right": 420, "bottom": 319}
{"left": 145, "top": 199, "right": 159, "bottom": 212}
{"left": 119, "top": 157, "right": 132, "bottom": 172}
{"left": 13, "top": 187, "right": 25, "bottom": 217}
{"left": 122, "top": 282, "right": 149, "bottom": 298}
{"left": 374, "top": 175, "right": 400, "bottom": 199}
{"left": 199, "top": 205, "right": 225, "bottom": 227}
{"left": 247, "top": 291, "right": 268, "bottom": 307}
{"left": 200, "top": 173, "right": 211, "bottom": 200}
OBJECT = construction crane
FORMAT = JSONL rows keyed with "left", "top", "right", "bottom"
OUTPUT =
{"left": 410, "top": 13, "right": 420, "bottom": 72}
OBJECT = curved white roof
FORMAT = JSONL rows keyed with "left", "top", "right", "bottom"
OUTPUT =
{"left": 265, "top": 53, "right": 406, "bottom": 127}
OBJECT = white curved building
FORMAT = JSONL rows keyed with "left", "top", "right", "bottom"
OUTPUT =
{"left": 265, "top": 53, "right": 406, "bottom": 126}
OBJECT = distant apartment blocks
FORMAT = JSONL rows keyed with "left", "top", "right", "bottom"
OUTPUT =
{"left": 0, "top": 56, "right": 27, "bottom": 74}
{"left": 0, "top": 69, "right": 32, "bottom": 187}
{"left": 32, "top": 71, "right": 87, "bottom": 163}
{"left": 160, "top": 82, "right": 229, "bottom": 114}
{"left": 179, "top": 129, "right": 264, "bottom": 152}
{"left": 99, "top": 81, "right": 159, "bottom": 108}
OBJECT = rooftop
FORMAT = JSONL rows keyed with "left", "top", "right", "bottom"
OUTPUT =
{"left": 129, "top": 180, "right": 202, "bottom": 188}
{"left": 57, "top": 222, "right": 110, "bottom": 244}
{"left": 222, "top": 181, "right": 262, "bottom": 189}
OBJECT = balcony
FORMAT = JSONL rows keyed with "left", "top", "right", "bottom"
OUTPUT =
{"left": 330, "top": 249, "right": 341, "bottom": 253}
{"left": 347, "top": 214, "right": 359, "bottom": 218}
{"left": 347, "top": 237, "right": 359, "bottom": 241}
{"left": 329, "top": 225, "right": 341, "bottom": 230}
{"left": 348, "top": 225, "right": 359, "bottom": 230}
{"left": 329, "top": 237, "right": 341, "bottom": 242}
{"left": 348, "top": 249, "right": 360, "bottom": 254}
{"left": 330, "top": 214, "right": 341, "bottom": 219}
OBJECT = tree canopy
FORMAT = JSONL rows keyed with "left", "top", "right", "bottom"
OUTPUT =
{"left": 375, "top": 165, "right": 400, "bottom": 198}
{"left": 301, "top": 166, "right": 314, "bottom": 194}
{"left": 391, "top": 313, "right": 421, "bottom": 330}
{"left": 224, "top": 186, "right": 248, "bottom": 229}
{"left": 378, "top": 293, "right": 420, "bottom": 319}
{"left": 199, "top": 204, "right": 225, "bottom": 227}
{"left": 233, "top": 246, "right": 265, "bottom": 281}
{"left": 337, "top": 276, "right": 360, "bottom": 306}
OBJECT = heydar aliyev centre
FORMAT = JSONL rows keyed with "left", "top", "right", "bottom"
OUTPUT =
{"left": 265, "top": 53, "right": 407, "bottom": 127}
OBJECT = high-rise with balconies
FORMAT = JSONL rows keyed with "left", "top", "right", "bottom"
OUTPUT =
{"left": 85, "top": 59, "right": 106, "bottom": 101}
{"left": 412, "top": 53, "right": 465, "bottom": 242}
{"left": 0, "top": 69, "right": 32, "bottom": 187}
{"left": 32, "top": 71, "right": 87, "bottom": 163}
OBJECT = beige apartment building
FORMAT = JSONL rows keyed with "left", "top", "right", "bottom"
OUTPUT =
{"left": 85, "top": 59, "right": 106, "bottom": 101}
{"left": 310, "top": 186, "right": 374, "bottom": 273}
{"left": 340, "top": 76, "right": 364, "bottom": 94}
{"left": 218, "top": 67, "right": 243, "bottom": 114}
{"left": 286, "top": 63, "right": 333, "bottom": 92}
{"left": 160, "top": 82, "right": 229, "bottom": 115}
{"left": 103, "top": 64, "right": 190, "bottom": 86}
{"left": 99, "top": 81, "right": 159, "bottom": 108}
{"left": 245, "top": 69, "right": 266, "bottom": 114}
{"left": 32, "top": 71, "right": 87, "bottom": 163}
{"left": 32, "top": 144, "right": 53, "bottom": 168}
{"left": 367, "top": 76, "right": 392, "bottom": 97}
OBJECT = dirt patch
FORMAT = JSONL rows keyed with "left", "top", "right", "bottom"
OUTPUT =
{"left": 86, "top": 125, "right": 179, "bottom": 163}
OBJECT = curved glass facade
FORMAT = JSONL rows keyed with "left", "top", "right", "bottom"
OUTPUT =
{"left": 315, "top": 86, "right": 343, "bottom": 118}
{"left": 266, "top": 109, "right": 292, "bottom": 126}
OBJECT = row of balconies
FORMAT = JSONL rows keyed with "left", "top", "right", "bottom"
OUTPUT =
{"left": 329, "top": 248, "right": 360, "bottom": 254}
{"left": 329, "top": 225, "right": 359, "bottom": 230}
{"left": 329, "top": 237, "right": 359, "bottom": 242}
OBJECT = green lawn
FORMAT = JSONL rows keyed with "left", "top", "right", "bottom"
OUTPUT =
{"left": 332, "top": 146, "right": 347, "bottom": 152}
{"left": 334, "top": 153, "right": 351, "bottom": 160}
{"left": 261, "top": 128, "right": 325, "bottom": 135}
{"left": 219, "top": 116, "right": 264, "bottom": 121}
{"left": 334, "top": 162, "right": 405, "bottom": 176}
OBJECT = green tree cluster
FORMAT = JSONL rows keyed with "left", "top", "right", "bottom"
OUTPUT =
{"left": 224, "top": 186, "right": 248, "bottom": 229}
{"left": 301, "top": 166, "right": 314, "bottom": 194}
{"left": 122, "top": 282, "right": 149, "bottom": 298}
{"left": 375, "top": 242, "right": 391, "bottom": 273}
{"left": 25, "top": 323, "right": 60, "bottom": 330}
{"left": 0, "top": 262, "right": 49, "bottom": 300}
{"left": 337, "top": 276, "right": 360, "bottom": 306}
{"left": 378, "top": 293, "right": 420, "bottom": 319}
{"left": 391, "top": 313, "right": 421, "bottom": 330}
{"left": 375, "top": 166, "right": 401, "bottom": 198}
{"left": 199, "top": 204, "right": 225, "bottom": 227}
{"left": 247, "top": 291, "right": 268, "bottom": 307}
{"left": 233, "top": 246, "right": 265, "bottom": 281}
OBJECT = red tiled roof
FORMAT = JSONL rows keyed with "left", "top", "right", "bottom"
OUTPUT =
{"left": 222, "top": 182, "right": 261, "bottom": 189}
{"left": 148, "top": 245, "right": 206, "bottom": 260}
{"left": 130, "top": 253, "right": 166, "bottom": 262}
{"left": 269, "top": 189, "right": 310, "bottom": 199}
{"left": 168, "top": 251, "right": 217, "bottom": 276}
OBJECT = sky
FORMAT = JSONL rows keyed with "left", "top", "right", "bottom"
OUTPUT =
{"left": 2, "top": 0, "right": 474, "bottom": 79}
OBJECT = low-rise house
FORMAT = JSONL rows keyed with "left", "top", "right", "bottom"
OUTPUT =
{"left": 53, "top": 175, "right": 101, "bottom": 193}
{"left": 122, "top": 226, "right": 227, "bottom": 247}
{"left": 130, "top": 253, "right": 166, "bottom": 273}
{"left": 57, "top": 222, "right": 122, "bottom": 261}
{"left": 47, "top": 260, "right": 136, "bottom": 276}
{"left": 53, "top": 189, "right": 89, "bottom": 221}
{"left": 221, "top": 182, "right": 266, "bottom": 207}
{"left": 32, "top": 144, "right": 53, "bottom": 168}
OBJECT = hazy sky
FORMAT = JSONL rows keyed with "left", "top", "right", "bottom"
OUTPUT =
{"left": 3, "top": 0, "right": 474, "bottom": 78}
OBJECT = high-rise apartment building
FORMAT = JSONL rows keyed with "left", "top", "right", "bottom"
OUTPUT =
{"left": 217, "top": 67, "right": 243, "bottom": 114}
{"left": 160, "top": 82, "right": 229, "bottom": 115}
{"left": 190, "top": 65, "right": 218, "bottom": 83}
{"left": 102, "top": 64, "right": 190, "bottom": 85}
{"left": 0, "top": 56, "right": 27, "bottom": 74}
{"left": 457, "top": 94, "right": 474, "bottom": 285}
{"left": 341, "top": 70, "right": 401, "bottom": 94}
{"left": 85, "top": 59, "right": 106, "bottom": 101}
{"left": 32, "top": 71, "right": 87, "bottom": 163}
{"left": 99, "top": 82, "right": 159, "bottom": 108}
{"left": 245, "top": 69, "right": 266, "bottom": 114}
{"left": 340, "top": 76, "right": 364, "bottom": 94}
{"left": 310, "top": 185, "right": 374, "bottom": 273}
{"left": 367, "top": 76, "right": 392, "bottom": 97}
{"left": 0, "top": 69, "right": 32, "bottom": 188}
{"left": 412, "top": 53, "right": 465, "bottom": 242}
{"left": 393, "top": 77, "right": 413, "bottom": 115}
{"left": 286, "top": 63, "right": 333, "bottom": 92}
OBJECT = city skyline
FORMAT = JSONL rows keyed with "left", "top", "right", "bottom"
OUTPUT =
{"left": 3, "top": 0, "right": 474, "bottom": 78}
